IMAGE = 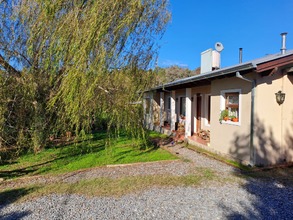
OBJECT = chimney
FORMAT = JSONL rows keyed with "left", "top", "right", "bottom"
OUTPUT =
{"left": 239, "top": 48, "right": 243, "bottom": 63}
{"left": 200, "top": 42, "right": 224, "bottom": 74}
{"left": 281, "top": 32, "right": 287, "bottom": 55}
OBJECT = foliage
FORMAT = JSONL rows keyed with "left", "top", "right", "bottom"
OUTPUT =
{"left": 0, "top": 0, "right": 170, "bottom": 161}
{"left": 219, "top": 109, "right": 229, "bottom": 122}
{"left": 153, "top": 65, "right": 200, "bottom": 86}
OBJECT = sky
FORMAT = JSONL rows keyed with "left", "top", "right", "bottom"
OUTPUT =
{"left": 157, "top": 0, "right": 293, "bottom": 70}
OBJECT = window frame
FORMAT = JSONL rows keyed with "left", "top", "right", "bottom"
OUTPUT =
{"left": 220, "top": 89, "right": 241, "bottom": 126}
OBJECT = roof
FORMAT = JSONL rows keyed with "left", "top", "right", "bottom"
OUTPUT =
{"left": 151, "top": 50, "right": 293, "bottom": 91}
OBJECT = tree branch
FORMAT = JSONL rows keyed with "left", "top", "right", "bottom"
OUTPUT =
{"left": 0, "top": 54, "right": 21, "bottom": 78}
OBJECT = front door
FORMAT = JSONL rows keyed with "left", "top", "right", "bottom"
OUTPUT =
{"left": 196, "top": 95, "right": 202, "bottom": 133}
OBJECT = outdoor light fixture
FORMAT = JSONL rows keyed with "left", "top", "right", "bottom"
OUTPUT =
{"left": 176, "top": 98, "right": 178, "bottom": 102}
{"left": 275, "top": 90, "right": 285, "bottom": 105}
{"left": 191, "top": 97, "right": 194, "bottom": 102}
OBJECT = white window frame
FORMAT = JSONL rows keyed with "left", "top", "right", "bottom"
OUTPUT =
{"left": 220, "top": 89, "right": 241, "bottom": 126}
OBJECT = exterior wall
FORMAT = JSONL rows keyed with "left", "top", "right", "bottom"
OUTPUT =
{"left": 254, "top": 72, "right": 293, "bottom": 165}
{"left": 210, "top": 76, "right": 252, "bottom": 164}
{"left": 163, "top": 93, "right": 171, "bottom": 123}
{"left": 152, "top": 92, "right": 161, "bottom": 126}
{"left": 283, "top": 74, "right": 293, "bottom": 164}
{"left": 143, "top": 91, "right": 153, "bottom": 130}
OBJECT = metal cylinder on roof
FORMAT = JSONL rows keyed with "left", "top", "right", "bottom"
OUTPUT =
{"left": 281, "top": 32, "right": 287, "bottom": 55}
{"left": 239, "top": 48, "right": 243, "bottom": 63}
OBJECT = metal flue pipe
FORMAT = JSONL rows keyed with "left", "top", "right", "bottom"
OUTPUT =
{"left": 281, "top": 32, "right": 287, "bottom": 55}
{"left": 239, "top": 48, "right": 243, "bottom": 63}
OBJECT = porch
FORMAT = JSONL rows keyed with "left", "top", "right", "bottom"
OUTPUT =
{"left": 144, "top": 87, "right": 211, "bottom": 146}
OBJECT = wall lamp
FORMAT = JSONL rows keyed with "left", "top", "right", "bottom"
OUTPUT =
{"left": 275, "top": 90, "right": 285, "bottom": 105}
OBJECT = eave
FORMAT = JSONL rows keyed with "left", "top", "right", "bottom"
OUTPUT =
{"left": 256, "top": 54, "right": 293, "bottom": 73}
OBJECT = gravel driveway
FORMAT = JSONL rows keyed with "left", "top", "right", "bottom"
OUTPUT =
{"left": 1, "top": 144, "right": 292, "bottom": 220}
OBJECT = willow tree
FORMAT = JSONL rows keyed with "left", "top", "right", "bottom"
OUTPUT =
{"left": 0, "top": 0, "right": 170, "bottom": 159}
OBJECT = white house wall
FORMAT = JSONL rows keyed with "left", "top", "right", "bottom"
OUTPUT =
{"left": 254, "top": 71, "right": 293, "bottom": 166}
{"left": 210, "top": 76, "right": 252, "bottom": 164}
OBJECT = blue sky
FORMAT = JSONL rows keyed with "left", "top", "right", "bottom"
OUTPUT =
{"left": 157, "top": 0, "right": 293, "bottom": 70}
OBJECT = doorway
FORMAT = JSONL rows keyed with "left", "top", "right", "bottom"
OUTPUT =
{"left": 196, "top": 94, "right": 202, "bottom": 133}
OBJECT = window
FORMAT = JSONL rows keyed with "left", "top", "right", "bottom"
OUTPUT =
{"left": 220, "top": 89, "right": 241, "bottom": 124}
{"left": 167, "top": 96, "right": 171, "bottom": 110}
{"left": 225, "top": 92, "right": 239, "bottom": 118}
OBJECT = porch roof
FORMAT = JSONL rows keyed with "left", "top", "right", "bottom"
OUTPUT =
{"left": 151, "top": 50, "right": 293, "bottom": 91}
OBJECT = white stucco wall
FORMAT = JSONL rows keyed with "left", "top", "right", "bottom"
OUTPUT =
{"left": 210, "top": 76, "right": 252, "bottom": 164}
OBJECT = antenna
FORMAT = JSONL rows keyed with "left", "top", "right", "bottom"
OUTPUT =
{"left": 215, "top": 42, "right": 224, "bottom": 52}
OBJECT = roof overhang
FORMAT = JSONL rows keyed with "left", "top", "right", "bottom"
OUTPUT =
{"left": 151, "top": 62, "right": 255, "bottom": 92}
{"left": 145, "top": 50, "right": 293, "bottom": 93}
{"left": 256, "top": 54, "right": 293, "bottom": 73}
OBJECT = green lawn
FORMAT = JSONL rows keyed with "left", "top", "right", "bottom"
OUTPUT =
{"left": 0, "top": 131, "right": 177, "bottom": 180}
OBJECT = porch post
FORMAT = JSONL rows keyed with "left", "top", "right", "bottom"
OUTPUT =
{"left": 149, "top": 91, "right": 154, "bottom": 130}
{"left": 160, "top": 92, "right": 165, "bottom": 127}
{"left": 185, "top": 88, "right": 192, "bottom": 137}
{"left": 171, "top": 90, "right": 176, "bottom": 131}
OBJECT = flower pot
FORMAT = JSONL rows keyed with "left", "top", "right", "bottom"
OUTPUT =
{"left": 232, "top": 118, "right": 238, "bottom": 122}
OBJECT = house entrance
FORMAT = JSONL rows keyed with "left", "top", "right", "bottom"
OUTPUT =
{"left": 196, "top": 94, "right": 201, "bottom": 133}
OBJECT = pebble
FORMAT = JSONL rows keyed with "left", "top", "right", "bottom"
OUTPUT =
{"left": 0, "top": 144, "right": 292, "bottom": 219}
{"left": 1, "top": 181, "right": 292, "bottom": 220}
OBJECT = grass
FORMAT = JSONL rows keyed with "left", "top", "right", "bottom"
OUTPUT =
{"left": 0, "top": 167, "right": 219, "bottom": 205}
{"left": 186, "top": 144, "right": 252, "bottom": 171}
{"left": 0, "top": 131, "right": 177, "bottom": 180}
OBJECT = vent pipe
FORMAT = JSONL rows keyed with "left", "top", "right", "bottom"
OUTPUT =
{"left": 281, "top": 32, "right": 287, "bottom": 55}
{"left": 239, "top": 48, "right": 243, "bottom": 63}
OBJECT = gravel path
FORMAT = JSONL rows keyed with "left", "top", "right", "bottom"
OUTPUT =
{"left": 1, "top": 144, "right": 293, "bottom": 220}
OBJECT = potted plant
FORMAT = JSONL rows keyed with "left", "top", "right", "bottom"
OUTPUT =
{"left": 219, "top": 109, "right": 229, "bottom": 122}
{"left": 230, "top": 116, "right": 239, "bottom": 122}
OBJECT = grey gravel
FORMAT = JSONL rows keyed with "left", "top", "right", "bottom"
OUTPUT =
{"left": 1, "top": 144, "right": 292, "bottom": 220}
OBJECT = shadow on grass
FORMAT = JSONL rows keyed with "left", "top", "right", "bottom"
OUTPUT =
{"left": 0, "top": 187, "right": 36, "bottom": 219}
{"left": 0, "top": 140, "right": 106, "bottom": 179}
{"left": 0, "top": 131, "right": 168, "bottom": 180}
{"left": 0, "top": 158, "right": 60, "bottom": 179}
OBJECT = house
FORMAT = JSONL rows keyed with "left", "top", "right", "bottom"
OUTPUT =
{"left": 144, "top": 33, "right": 293, "bottom": 166}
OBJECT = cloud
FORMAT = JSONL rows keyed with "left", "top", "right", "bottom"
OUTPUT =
{"left": 160, "top": 59, "right": 189, "bottom": 68}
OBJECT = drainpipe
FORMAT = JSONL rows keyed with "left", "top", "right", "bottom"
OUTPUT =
{"left": 236, "top": 72, "right": 256, "bottom": 166}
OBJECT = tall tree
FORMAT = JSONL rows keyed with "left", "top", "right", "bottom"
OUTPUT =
{"left": 0, "top": 0, "right": 170, "bottom": 160}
